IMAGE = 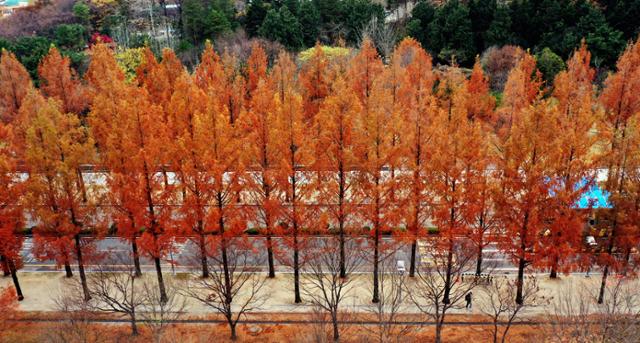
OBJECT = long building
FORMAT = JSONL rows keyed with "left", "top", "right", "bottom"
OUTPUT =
{"left": 0, "top": 0, "right": 30, "bottom": 17}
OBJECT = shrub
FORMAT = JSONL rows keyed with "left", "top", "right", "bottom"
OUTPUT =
{"left": 480, "top": 45, "right": 526, "bottom": 92}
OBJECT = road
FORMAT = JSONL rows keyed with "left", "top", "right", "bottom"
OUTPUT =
{"left": 18, "top": 236, "right": 520, "bottom": 274}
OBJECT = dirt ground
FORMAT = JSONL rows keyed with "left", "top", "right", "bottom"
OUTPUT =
{"left": 0, "top": 319, "right": 545, "bottom": 343}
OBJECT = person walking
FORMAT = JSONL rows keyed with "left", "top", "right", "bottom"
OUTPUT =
{"left": 465, "top": 292, "right": 473, "bottom": 309}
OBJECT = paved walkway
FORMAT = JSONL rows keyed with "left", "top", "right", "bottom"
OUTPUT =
{"left": 1, "top": 271, "right": 633, "bottom": 316}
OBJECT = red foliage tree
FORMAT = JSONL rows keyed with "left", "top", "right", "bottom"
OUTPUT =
{"left": 495, "top": 97, "right": 559, "bottom": 305}
{"left": 393, "top": 38, "right": 436, "bottom": 277}
{"left": 299, "top": 43, "right": 330, "bottom": 122}
{"left": 540, "top": 42, "right": 599, "bottom": 278}
{"left": 354, "top": 67, "right": 403, "bottom": 303}
{"left": 240, "top": 75, "right": 282, "bottom": 278}
{"left": 38, "top": 47, "right": 89, "bottom": 116}
{"left": 466, "top": 58, "right": 496, "bottom": 124}
{"left": 430, "top": 69, "right": 485, "bottom": 304}
{"left": 89, "top": 44, "right": 175, "bottom": 302}
{"left": 0, "top": 50, "right": 33, "bottom": 124}
{"left": 596, "top": 38, "right": 640, "bottom": 303}
{"left": 167, "top": 72, "right": 212, "bottom": 277}
{"left": 24, "top": 95, "right": 98, "bottom": 301}
{"left": 271, "top": 51, "right": 314, "bottom": 303}
{"left": 0, "top": 123, "right": 24, "bottom": 300}
{"left": 315, "top": 73, "right": 362, "bottom": 278}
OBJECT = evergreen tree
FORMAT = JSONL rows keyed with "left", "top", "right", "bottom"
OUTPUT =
{"left": 259, "top": 6, "right": 304, "bottom": 49}
{"left": 536, "top": 47, "right": 565, "bottom": 83}
{"left": 10, "top": 36, "right": 51, "bottom": 80}
{"left": 182, "top": 0, "right": 209, "bottom": 43}
{"left": 484, "top": 4, "right": 515, "bottom": 47}
{"left": 313, "top": 0, "right": 342, "bottom": 27}
{"left": 54, "top": 24, "right": 87, "bottom": 51}
{"left": 245, "top": 0, "right": 270, "bottom": 37}
{"left": 406, "top": 1, "right": 435, "bottom": 48}
{"left": 427, "top": 0, "right": 475, "bottom": 65}
{"left": 206, "top": 9, "right": 233, "bottom": 37}
{"left": 182, "top": 0, "right": 231, "bottom": 45}
{"left": 508, "top": 0, "right": 544, "bottom": 47}
{"left": 283, "top": 0, "right": 300, "bottom": 15}
{"left": 469, "top": 0, "right": 497, "bottom": 52}
{"left": 211, "top": 0, "right": 238, "bottom": 29}
{"left": 603, "top": 0, "right": 640, "bottom": 40}
{"left": 576, "top": 6, "right": 625, "bottom": 67}
{"left": 298, "top": 0, "right": 321, "bottom": 47}
{"left": 340, "top": 0, "right": 385, "bottom": 44}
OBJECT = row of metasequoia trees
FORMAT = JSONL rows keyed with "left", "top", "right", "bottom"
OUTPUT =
{"left": 1, "top": 36, "right": 640, "bottom": 307}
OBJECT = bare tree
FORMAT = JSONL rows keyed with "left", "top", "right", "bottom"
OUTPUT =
{"left": 45, "top": 282, "right": 107, "bottom": 343}
{"left": 544, "top": 281, "right": 598, "bottom": 342}
{"left": 359, "top": 16, "right": 398, "bottom": 62}
{"left": 595, "top": 278, "right": 640, "bottom": 342}
{"left": 363, "top": 257, "right": 414, "bottom": 343}
{"left": 405, "top": 238, "right": 482, "bottom": 343}
{"left": 544, "top": 278, "right": 640, "bottom": 343}
{"left": 183, "top": 236, "right": 266, "bottom": 341}
{"left": 86, "top": 259, "right": 146, "bottom": 336}
{"left": 308, "top": 305, "right": 331, "bottom": 343}
{"left": 478, "top": 276, "right": 546, "bottom": 343}
{"left": 141, "top": 279, "right": 187, "bottom": 343}
{"left": 301, "top": 236, "right": 364, "bottom": 342}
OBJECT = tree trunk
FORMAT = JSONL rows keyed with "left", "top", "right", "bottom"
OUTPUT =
{"left": 516, "top": 213, "right": 529, "bottom": 305}
{"left": 332, "top": 313, "right": 340, "bottom": 342}
{"left": 501, "top": 324, "right": 512, "bottom": 343}
{"left": 338, "top": 166, "right": 346, "bottom": 279}
{"left": 372, "top": 226, "right": 380, "bottom": 303}
{"left": 64, "top": 258, "right": 73, "bottom": 277}
{"left": 7, "top": 258, "right": 24, "bottom": 301}
{"left": 1, "top": 255, "right": 10, "bottom": 277}
{"left": 199, "top": 233, "right": 209, "bottom": 278}
{"left": 218, "top": 203, "right": 233, "bottom": 311}
{"left": 598, "top": 265, "right": 609, "bottom": 304}
{"left": 443, "top": 238, "right": 454, "bottom": 304}
{"left": 74, "top": 234, "right": 91, "bottom": 301}
{"left": 409, "top": 239, "right": 417, "bottom": 277}
{"left": 132, "top": 238, "right": 142, "bottom": 277}
{"left": 516, "top": 256, "right": 526, "bottom": 305}
{"left": 130, "top": 315, "right": 139, "bottom": 336}
{"left": 550, "top": 267, "right": 558, "bottom": 279}
{"left": 476, "top": 245, "right": 483, "bottom": 276}
{"left": 267, "top": 235, "right": 275, "bottom": 278}
{"left": 229, "top": 322, "right": 237, "bottom": 341}
{"left": 434, "top": 321, "right": 443, "bottom": 343}
{"left": 339, "top": 224, "right": 346, "bottom": 278}
{"left": 293, "top": 232, "right": 301, "bottom": 303}
{"left": 154, "top": 256, "right": 168, "bottom": 304}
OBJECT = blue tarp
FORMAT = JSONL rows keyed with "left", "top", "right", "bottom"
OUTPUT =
{"left": 577, "top": 181, "right": 611, "bottom": 209}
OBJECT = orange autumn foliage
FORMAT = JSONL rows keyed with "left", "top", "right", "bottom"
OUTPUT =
{"left": 38, "top": 47, "right": 89, "bottom": 115}
{"left": 0, "top": 49, "right": 32, "bottom": 124}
